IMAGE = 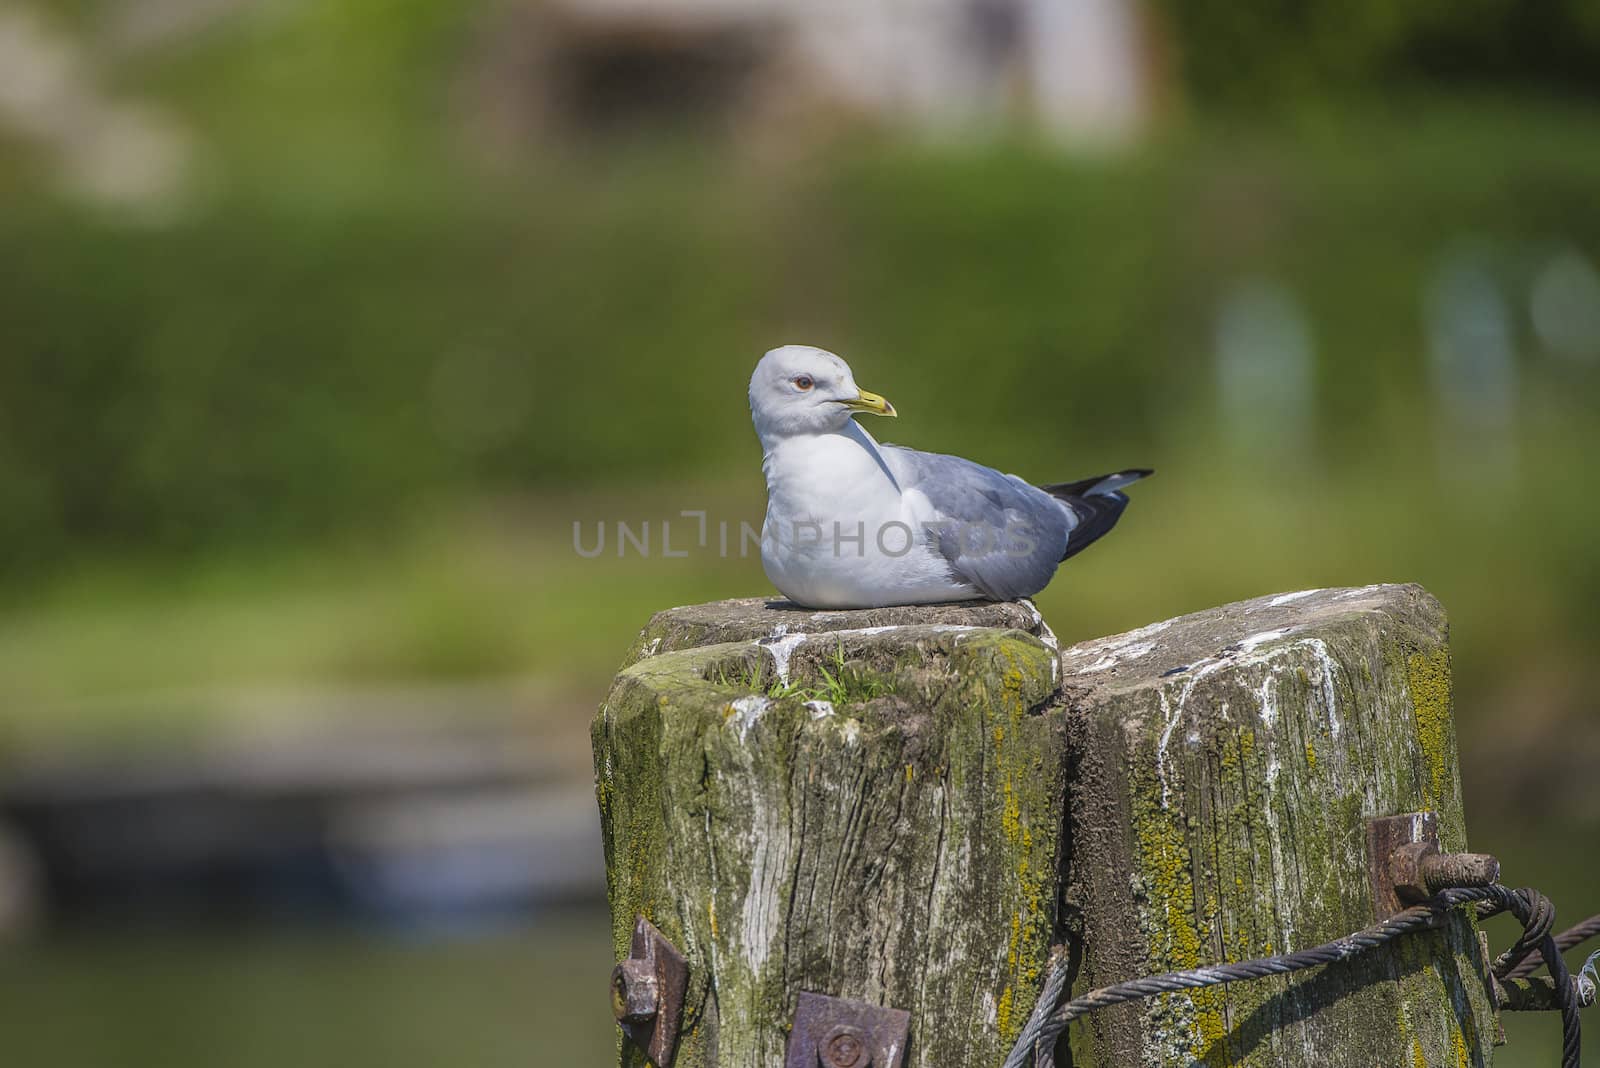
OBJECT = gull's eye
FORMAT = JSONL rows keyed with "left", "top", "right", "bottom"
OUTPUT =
{"left": 793, "top": 375, "right": 814, "bottom": 392}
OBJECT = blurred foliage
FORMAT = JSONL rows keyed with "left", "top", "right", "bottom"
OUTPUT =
{"left": 1157, "top": 0, "right": 1600, "bottom": 106}
{"left": 5, "top": 105, "right": 1600, "bottom": 570}
{"left": 3, "top": 0, "right": 1599, "bottom": 579}
{"left": 1155, "top": 0, "right": 1451, "bottom": 105}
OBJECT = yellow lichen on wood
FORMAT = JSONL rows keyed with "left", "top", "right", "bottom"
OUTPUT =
{"left": 997, "top": 986, "right": 1015, "bottom": 1036}
{"left": 982, "top": 637, "right": 1058, "bottom": 1048}
{"left": 1071, "top": 589, "right": 1494, "bottom": 1066}
{"left": 1406, "top": 648, "right": 1453, "bottom": 810}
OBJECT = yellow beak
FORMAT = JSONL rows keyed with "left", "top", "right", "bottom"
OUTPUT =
{"left": 843, "top": 388, "right": 896, "bottom": 418}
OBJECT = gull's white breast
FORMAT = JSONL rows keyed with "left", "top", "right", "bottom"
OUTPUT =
{"left": 760, "top": 424, "right": 977, "bottom": 608}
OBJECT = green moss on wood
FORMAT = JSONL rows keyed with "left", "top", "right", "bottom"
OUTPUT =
{"left": 598, "top": 589, "right": 1495, "bottom": 1068}
{"left": 595, "top": 615, "right": 1065, "bottom": 1068}
{"left": 1068, "top": 586, "right": 1495, "bottom": 1067}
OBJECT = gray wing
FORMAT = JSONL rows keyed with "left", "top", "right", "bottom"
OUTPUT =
{"left": 881, "top": 445, "right": 1075, "bottom": 601}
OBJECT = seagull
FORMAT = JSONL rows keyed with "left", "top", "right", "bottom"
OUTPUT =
{"left": 750, "top": 344, "right": 1150, "bottom": 609}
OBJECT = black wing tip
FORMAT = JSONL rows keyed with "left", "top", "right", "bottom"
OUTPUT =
{"left": 1039, "top": 468, "right": 1154, "bottom": 499}
{"left": 1038, "top": 468, "right": 1152, "bottom": 562}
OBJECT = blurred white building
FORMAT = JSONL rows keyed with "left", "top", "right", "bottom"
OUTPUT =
{"left": 483, "top": 0, "right": 1152, "bottom": 145}
{"left": 0, "top": 5, "right": 194, "bottom": 215}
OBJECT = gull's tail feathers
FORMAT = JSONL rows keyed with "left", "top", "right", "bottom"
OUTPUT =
{"left": 1038, "top": 468, "right": 1153, "bottom": 562}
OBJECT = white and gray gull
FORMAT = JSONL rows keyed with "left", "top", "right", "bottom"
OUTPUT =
{"left": 751, "top": 344, "right": 1151, "bottom": 609}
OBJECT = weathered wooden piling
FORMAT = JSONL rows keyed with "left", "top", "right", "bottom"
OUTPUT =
{"left": 592, "top": 585, "right": 1498, "bottom": 1067}
{"left": 594, "top": 599, "right": 1066, "bottom": 1066}
{"left": 1057, "top": 585, "right": 1495, "bottom": 1066}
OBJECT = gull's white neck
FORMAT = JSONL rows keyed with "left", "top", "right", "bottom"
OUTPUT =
{"left": 760, "top": 419, "right": 899, "bottom": 497}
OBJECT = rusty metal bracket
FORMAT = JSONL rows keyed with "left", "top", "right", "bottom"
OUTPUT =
{"left": 1368, "top": 812, "right": 1501, "bottom": 920}
{"left": 612, "top": 916, "right": 688, "bottom": 1067}
{"left": 1369, "top": 812, "right": 1441, "bottom": 920}
{"left": 785, "top": 992, "right": 911, "bottom": 1068}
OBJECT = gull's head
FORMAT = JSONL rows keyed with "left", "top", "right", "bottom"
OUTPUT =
{"left": 749, "top": 345, "right": 895, "bottom": 444}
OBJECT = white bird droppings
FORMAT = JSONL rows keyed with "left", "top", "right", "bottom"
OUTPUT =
{"left": 1257, "top": 676, "right": 1278, "bottom": 726}
{"left": 1237, "top": 628, "right": 1293, "bottom": 652}
{"left": 758, "top": 632, "right": 809, "bottom": 684}
{"left": 1063, "top": 618, "right": 1171, "bottom": 674}
{"left": 727, "top": 696, "right": 770, "bottom": 742}
{"left": 1079, "top": 641, "right": 1156, "bottom": 673}
{"left": 1303, "top": 637, "right": 1343, "bottom": 737}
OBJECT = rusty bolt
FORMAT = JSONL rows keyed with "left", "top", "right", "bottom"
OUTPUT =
{"left": 1422, "top": 850, "right": 1499, "bottom": 893}
{"left": 820, "top": 1024, "right": 871, "bottom": 1068}
{"left": 611, "top": 959, "right": 659, "bottom": 1024}
{"left": 1390, "top": 842, "right": 1500, "bottom": 903}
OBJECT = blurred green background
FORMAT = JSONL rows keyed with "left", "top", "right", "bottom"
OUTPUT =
{"left": 1, "top": 0, "right": 1597, "bottom": 1064}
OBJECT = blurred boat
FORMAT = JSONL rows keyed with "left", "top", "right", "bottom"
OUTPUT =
{"left": 0, "top": 691, "right": 603, "bottom": 929}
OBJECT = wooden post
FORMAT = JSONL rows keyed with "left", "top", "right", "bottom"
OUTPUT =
{"left": 1058, "top": 584, "right": 1496, "bottom": 1066}
{"left": 591, "top": 586, "right": 1498, "bottom": 1067}
{"left": 594, "top": 599, "right": 1066, "bottom": 1066}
